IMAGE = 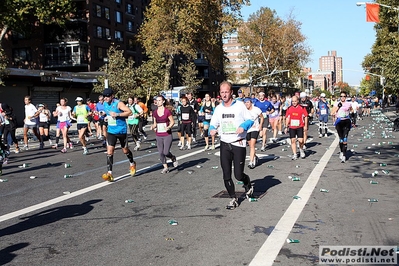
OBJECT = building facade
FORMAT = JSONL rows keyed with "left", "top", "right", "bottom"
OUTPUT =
{"left": 318, "top": 50, "right": 343, "bottom": 86}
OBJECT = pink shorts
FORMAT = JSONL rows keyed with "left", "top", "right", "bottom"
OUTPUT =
{"left": 269, "top": 116, "right": 280, "bottom": 124}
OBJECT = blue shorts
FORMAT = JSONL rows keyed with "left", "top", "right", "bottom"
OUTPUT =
{"left": 319, "top": 115, "right": 328, "bottom": 123}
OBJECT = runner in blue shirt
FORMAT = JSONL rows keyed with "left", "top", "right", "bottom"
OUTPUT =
{"left": 254, "top": 92, "right": 274, "bottom": 151}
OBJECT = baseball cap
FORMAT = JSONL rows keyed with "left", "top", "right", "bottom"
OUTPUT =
{"left": 244, "top": 97, "right": 252, "bottom": 103}
{"left": 38, "top": 103, "right": 44, "bottom": 107}
{"left": 75, "top": 97, "right": 83, "bottom": 101}
{"left": 102, "top": 88, "right": 114, "bottom": 97}
{"left": 238, "top": 89, "right": 243, "bottom": 93}
{"left": 320, "top": 93, "right": 326, "bottom": 98}
{"left": 300, "top": 92, "right": 307, "bottom": 98}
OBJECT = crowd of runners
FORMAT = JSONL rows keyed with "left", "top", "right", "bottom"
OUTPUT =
{"left": 0, "top": 82, "right": 396, "bottom": 208}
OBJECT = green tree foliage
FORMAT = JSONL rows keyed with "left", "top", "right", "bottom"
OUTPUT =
{"left": 178, "top": 62, "right": 203, "bottom": 94}
{"left": 0, "top": 0, "right": 74, "bottom": 41}
{"left": 237, "top": 7, "right": 311, "bottom": 88}
{"left": 137, "top": 0, "right": 249, "bottom": 91}
{"left": 93, "top": 45, "right": 137, "bottom": 100}
{"left": 361, "top": 0, "right": 399, "bottom": 95}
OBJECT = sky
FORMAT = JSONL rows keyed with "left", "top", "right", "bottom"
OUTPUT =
{"left": 240, "top": 0, "right": 377, "bottom": 86}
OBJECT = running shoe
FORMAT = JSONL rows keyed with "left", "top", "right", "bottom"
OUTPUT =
{"left": 102, "top": 172, "right": 114, "bottom": 182}
{"left": 260, "top": 146, "right": 265, "bottom": 152}
{"left": 179, "top": 146, "right": 185, "bottom": 150}
{"left": 192, "top": 138, "right": 197, "bottom": 144}
{"left": 39, "top": 143, "right": 44, "bottom": 150}
{"left": 3, "top": 158, "right": 8, "bottom": 165}
{"left": 324, "top": 133, "right": 328, "bottom": 137}
{"left": 83, "top": 148, "right": 88, "bottom": 155}
{"left": 69, "top": 142, "right": 74, "bottom": 149}
{"left": 172, "top": 156, "right": 178, "bottom": 167}
{"left": 177, "top": 141, "right": 182, "bottom": 147}
{"left": 299, "top": 149, "right": 306, "bottom": 159}
{"left": 130, "top": 161, "right": 137, "bottom": 176}
{"left": 210, "top": 145, "right": 215, "bottom": 150}
{"left": 15, "top": 148, "right": 20, "bottom": 154}
{"left": 61, "top": 148, "right": 67, "bottom": 153}
{"left": 319, "top": 133, "right": 323, "bottom": 138}
{"left": 204, "top": 145, "right": 209, "bottom": 151}
{"left": 52, "top": 144, "right": 58, "bottom": 149}
{"left": 143, "top": 135, "right": 147, "bottom": 140}
{"left": 248, "top": 162, "right": 255, "bottom": 169}
{"left": 303, "top": 145, "right": 307, "bottom": 150}
{"left": 161, "top": 167, "right": 169, "bottom": 174}
{"left": 23, "top": 145, "right": 29, "bottom": 150}
{"left": 244, "top": 184, "right": 254, "bottom": 199}
{"left": 187, "top": 144, "right": 191, "bottom": 150}
{"left": 292, "top": 154, "right": 298, "bottom": 160}
{"left": 278, "top": 131, "right": 282, "bottom": 135}
{"left": 226, "top": 198, "right": 238, "bottom": 210}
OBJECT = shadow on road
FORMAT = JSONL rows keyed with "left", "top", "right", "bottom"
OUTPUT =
{"left": 0, "top": 242, "right": 30, "bottom": 265}
{"left": 0, "top": 199, "right": 102, "bottom": 238}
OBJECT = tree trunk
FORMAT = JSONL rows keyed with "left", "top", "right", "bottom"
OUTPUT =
{"left": 163, "top": 54, "right": 174, "bottom": 91}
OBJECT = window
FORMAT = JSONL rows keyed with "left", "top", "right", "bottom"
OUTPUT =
{"left": 96, "top": 26, "right": 103, "bottom": 38}
{"left": 105, "top": 28, "right": 111, "bottom": 39}
{"left": 104, "top": 7, "right": 110, "bottom": 20}
{"left": 127, "top": 4, "right": 133, "bottom": 14}
{"left": 115, "top": 0, "right": 121, "bottom": 3}
{"left": 115, "top": 31, "right": 123, "bottom": 42}
{"left": 95, "top": 4, "right": 102, "bottom": 17}
{"left": 96, "top": 47, "right": 105, "bottom": 60}
{"left": 127, "top": 21, "right": 133, "bottom": 32}
{"left": 115, "top": 11, "right": 122, "bottom": 23}
{"left": 13, "top": 48, "right": 32, "bottom": 62}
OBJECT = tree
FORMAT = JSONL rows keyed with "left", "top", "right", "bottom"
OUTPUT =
{"left": 361, "top": 0, "right": 399, "bottom": 95}
{"left": 178, "top": 62, "right": 203, "bottom": 94}
{"left": 93, "top": 44, "right": 137, "bottom": 100}
{"left": 237, "top": 7, "right": 311, "bottom": 88}
{"left": 137, "top": 0, "right": 249, "bottom": 91}
{"left": 0, "top": 0, "right": 74, "bottom": 83}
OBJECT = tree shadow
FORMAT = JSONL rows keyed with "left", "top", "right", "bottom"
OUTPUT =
{"left": 0, "top": 199, "right": 102, "bottom": 238}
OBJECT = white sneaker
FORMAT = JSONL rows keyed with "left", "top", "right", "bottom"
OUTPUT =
{"left": 187, "top": 144, "right": 191, "bottom": 150}
{"left": 278, "top": 131, "right": 282, "bottom": 135}
{"left": 339, "top": 152, "right": 343, "bottom": 161}
{"left": 177, "top": 141, "right": 182, "bottom": 147}
{"left": 324, "top": 133, "right": 328, "bottom": 137}
{"left": 260, "top": 146, "right": 265, "bottom": 152}
{"left": 303, "top": 145, "right": 307, "bottom": 150}
{"left": 319, "top": 133, "right": 323, "bottom": 138}
{"left": 226, "top": 198, "right": 238, "bottom": 210}
{"left": 292, "top": 154, "right": 298, "bottom": 160}
{"left": 204, "top": 145, "right": 209, "bottom": 151}
{"left": 192, "top": 139, "right": 197, "bottom": 144}
{"left": 299, "top": 149, "right": 305, "bottom": 159}
{"left": 83, "top": 148, "right": 88, "bottom": 155}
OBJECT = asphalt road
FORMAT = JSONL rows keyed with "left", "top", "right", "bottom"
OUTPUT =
{"left": 0, "top": 110, "right": 398, "bottom": 266}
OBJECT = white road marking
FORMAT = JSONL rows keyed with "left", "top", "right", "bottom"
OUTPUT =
{"left": 249, "top": 132, "right": 339, "bottom": 266}
{"left": 0, "top": 145, "right": 218, "bottom": 223}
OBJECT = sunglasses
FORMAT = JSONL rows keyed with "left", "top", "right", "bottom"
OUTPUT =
{"left": 340, "top": 95, "right": 346, "bottom": 97}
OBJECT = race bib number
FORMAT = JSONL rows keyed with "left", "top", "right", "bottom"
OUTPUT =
{"left": 291, "top": 119, "right": 300, "bottom": 127}
{"left": 182, "top": 113, "right": 189, "bottom": 120}
{"left": 221, "top": 120, "right": 236, "bottom": 134}
{"left": 127, "top": 115, "right": 135, "bottom": 122}
{"left": 157, "top": 123, "right": 167, "bottom": 133}
{"left": 77, "top": 117, "right": 85, "bottom": 123}
{"left": 338, "top": 110, "right": 347, "bottom": 118}
{"left": 262, "top": 112, "right": 268, "bottom": 118}
{"left": 320, "top": 109, "right": 327, "bottom": 115}
{"left": 205, "top": 113, "right": 212, "bottom": 120}
{"left": 107, "top": 116, "right": 116, "bottom": 126}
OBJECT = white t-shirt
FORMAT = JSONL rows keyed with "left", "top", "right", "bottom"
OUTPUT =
{"left": 24, "top": 103, "right": 38, "bottom": 125}
{"left": 247, "top": 106, "right": 262, "bottom": 133}
{"left": 56, "top": 106, "right": 72, "bottom": 122}
{"left": 351, "top": 101, "right": 360, "bottom": 113}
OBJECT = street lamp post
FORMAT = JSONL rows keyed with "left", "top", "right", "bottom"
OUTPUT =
{"left": 103, "top": 57, "right": 109, "bottom": 88}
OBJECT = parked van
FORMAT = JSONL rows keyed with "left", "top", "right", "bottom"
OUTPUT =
{"left": 161, "top": 86, "right": 187, "bottom": 102}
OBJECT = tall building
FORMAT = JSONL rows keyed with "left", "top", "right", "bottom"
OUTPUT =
{"left": 223, "top": 36, "right": 248, "bottom": 84}
{"left": 319, "top": 50, "right": 343, "bottom": 85}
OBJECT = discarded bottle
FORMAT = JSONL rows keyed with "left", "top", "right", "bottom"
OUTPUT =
{"left": 0, "top": 178, "right": 8, "bottom": 182}
{"left": 196, "top": 165, "right": 203, "bottom": 168}
{"left": 212, "top": 166, "right": 219, "bottom": 169}
{"left": 63, "top": 191, "right": 71, "bottom": 195}
{"left": 320, "top": 189, "right": 329, "bottom": 193}
{"left": 292, "top": 195, "right": 301, "bottom": 200}
{"left": 371, "top": 171, "right": 378, "bottom": 177}
{"left": 125, "top": 199, "right": 134, "bottom": 203}
{"left": 168, "top": 220, "right": 178, "bottom": 226}
{"left": 266, "top": 165, "right": 274, "bottom": 168}
{"left": 379, "top": 163, "right": 387, "bottom": 167}
{"left": 388, "top": 141, "right": 393, "bottom": 145}
{"left": 288, "top": 176, "right": 300, "bottom": 181}
{"left": 382, "top": 170, "right": 390, "bottom": 175}
{"left": 286, "top": 238, "right": 300, "bottom": 243}
{"left": 295, "top": 165, "right": 300, "bottom": 168}
{"left": 236, "top": 181, "right": 244, "bottom": 185}
{"left": 30, "top": 176, "right": 37, "bottom": 179}
{"left": 64, "top": 163, "right": 71, "bottom": 168}
{"left": 248, "top": 198, "right": 258, "bottom": 202}
{"left": 368, "top": 198, "right": 378, "bottom": 202}
{"left": 64, "top": 174, "right": 73, "bottom": 178}
{"left": 369, "top": 180, "right": 379, "bottom": 184}
{"left": 281, "top": 148, "right": 287, "bottom": 151}
{"left": 375, "top": 151, "right": 381, "bottom": 154}
{"left": 352, "top": 144, "right": 358, "bottom": 148}
{"left": 18, "top": 163, "right": 30, "bottom": 168}
{"left": 187, "top": 170, "right": 193, "bottom": 174}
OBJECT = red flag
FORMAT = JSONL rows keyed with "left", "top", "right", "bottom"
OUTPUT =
{"left": 366, "top": 3, "right": 380, "bottom": 23}
{"left": 308, "top": 75, "right": 312, "bottom": 80}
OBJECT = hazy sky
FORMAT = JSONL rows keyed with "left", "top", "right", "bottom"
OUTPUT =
{"left": 240, "top": 0, "right": 377, "bottom": 86}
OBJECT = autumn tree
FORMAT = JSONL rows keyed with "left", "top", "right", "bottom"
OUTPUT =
{"left": 178, "top": 62, "right": 204, "bottom": 93}
{"left": 137, "top": 0, "right": 249, "bottom": 91}
{"left": 93, "top": 44, "right": 137, "bottom": 100}
{"left": 237, "top": 7, "right": 311, "bottom": 88}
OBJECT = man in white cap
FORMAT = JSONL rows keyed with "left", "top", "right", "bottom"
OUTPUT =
{"left": 316, "top": 93, "right": 330, "bottom": 137}
{"left": 299, "top": 92, "right": 314, "bottom": 148}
